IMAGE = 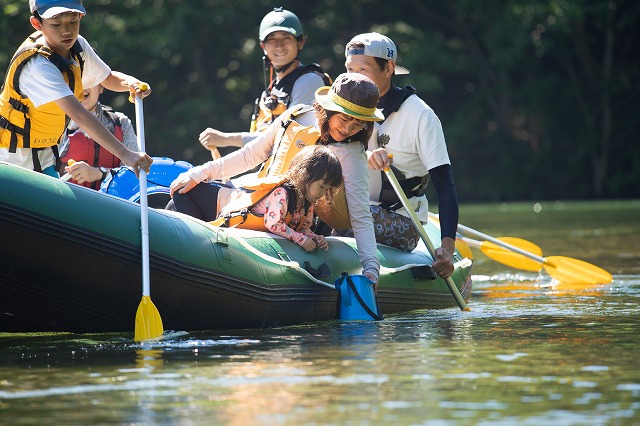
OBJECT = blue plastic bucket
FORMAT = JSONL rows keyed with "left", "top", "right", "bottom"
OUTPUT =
{"left": 335, "top": 273, "right": 382, "bottom": 321}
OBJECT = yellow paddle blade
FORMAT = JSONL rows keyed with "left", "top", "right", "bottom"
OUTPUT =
{"left": 456, "top": 237, "right": 474, "bottom": 259}
{"left": 543, "top": 256, "right": 613, "bottom": 285}
{"left": 134, "top": 296, "right": 164, "bottom": 342}
{"left": 481, "top": 238, "right": 543, "bottom": 272}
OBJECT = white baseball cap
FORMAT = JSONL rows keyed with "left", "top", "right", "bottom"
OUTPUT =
{"left": 30, "top": 0, "right": 86, "bottom": 19}
{"left": 345, "top": 32, "right": 410, "bottom": 75}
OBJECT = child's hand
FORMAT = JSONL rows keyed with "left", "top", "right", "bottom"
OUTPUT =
{"left": 312, "top": 235, "right": 328, "bottom": 251}
{"left": 65, "top": 161, "right": 100, "bottom": 183}
{"left": 122, "top": 151, "right": 153, "bottom": 177}
{"left": 300, "top": 237, "right": 317, "bottom": 253}
{"left": 128, "top": 82, "right": 152, "bottom": 102}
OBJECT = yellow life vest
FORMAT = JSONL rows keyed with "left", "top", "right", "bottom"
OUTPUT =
{"left": 211, "top": 176, "right": 301, "bottom": 232}
{"left": 0, "top": 32, "right": 84, "bottom": 151}
{"left": 257, "top": 105, "right": 320, "bottom": 178}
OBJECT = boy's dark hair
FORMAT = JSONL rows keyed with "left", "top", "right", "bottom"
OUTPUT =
{"left": 312, "top": 102, "right": 374, "bottom": 147}
{"left": 287, "top": 145, "right": 343, "bottom": 203}
{"left": 32, "top": 10, "right": 43, "bottom": 22}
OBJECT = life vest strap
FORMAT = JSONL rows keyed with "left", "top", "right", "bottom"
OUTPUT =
{"left": 211, "top": 209, "right": 251, "bottom": 228}
{"left": 8, "top": 98, "right": 28, "bottom": 113}
{"left": 1, "top": 115, "right": 28, "bottom": 152}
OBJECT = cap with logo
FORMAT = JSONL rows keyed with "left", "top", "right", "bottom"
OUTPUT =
{"left": 345, "top": 32, "right": 410, "bottom": 75}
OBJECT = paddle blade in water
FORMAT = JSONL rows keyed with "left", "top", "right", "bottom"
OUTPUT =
{"left": 134, "top": 296, "right": 164, "bottom": 342}
{"left": 481, "top": 238, "right": 543, "bottom": 272}
{"left": 543, "top": 256, "right": 613, "bottom": 285}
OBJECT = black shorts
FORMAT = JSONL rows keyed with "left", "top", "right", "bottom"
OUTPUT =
{"left": 166, "top": 182, "right": 222, "bottom": 222}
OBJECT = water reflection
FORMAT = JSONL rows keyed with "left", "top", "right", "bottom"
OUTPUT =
{"left": 135, "top": 349, "right": 164, "bottom": 369}
{"left": 1, "top": 201, "right": 639, "bottom": 424}
{"left": 476, "top": 277, "right": 607, "bottom": 299}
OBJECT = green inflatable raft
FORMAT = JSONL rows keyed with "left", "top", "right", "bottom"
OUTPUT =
{"left": 0, "top": 162, "right": 472, "bottom": 333}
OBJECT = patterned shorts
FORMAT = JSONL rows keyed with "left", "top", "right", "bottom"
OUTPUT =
{"left": 335, "top": 205, "right": 419, "bottom": 252}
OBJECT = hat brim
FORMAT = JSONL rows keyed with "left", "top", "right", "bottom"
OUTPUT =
{"left": 394, "top": 65, "right": 410, "bottom": 75}
{"left": 314, "top": 87, "right": 384, "bottom": 122}
{"left": 260, "top": 26, "right": 300, "bottom": 41}
{"left": 39, "top": 5, "right": 86, "bottom": 19}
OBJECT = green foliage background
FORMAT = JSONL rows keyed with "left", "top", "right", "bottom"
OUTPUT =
{"left": 2, "top": 0, "right": 639, "bottom": 202}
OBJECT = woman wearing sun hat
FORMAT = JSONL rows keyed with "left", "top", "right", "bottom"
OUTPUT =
{"left": 168, "top": 73, "right": 383, "bottom": 283}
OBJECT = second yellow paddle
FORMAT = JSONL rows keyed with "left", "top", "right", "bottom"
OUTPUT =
{"left": 456, "top": 222, "right": 612, "bottom": 285}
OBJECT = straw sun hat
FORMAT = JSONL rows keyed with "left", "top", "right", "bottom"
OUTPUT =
{"left": 314, "top": 73, "right": 384, "bottom": 122}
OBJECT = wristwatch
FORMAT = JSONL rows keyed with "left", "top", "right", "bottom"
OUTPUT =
{"left": 98, "top": 166, "right": 108, "bottom": 181}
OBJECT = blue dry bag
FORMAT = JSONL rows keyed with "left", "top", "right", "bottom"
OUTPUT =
{"left": 100, "top": 157, "right": 192, "bottom": 208}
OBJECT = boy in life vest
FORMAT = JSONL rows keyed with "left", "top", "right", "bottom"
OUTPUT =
{"left": 0, "top": 0, "right": 152, "bottom": 178}
{"left": 175, "top": 146, "right": 342, "bottom": 253}
{"left": 345, "top": 33, "right": 459, "bottom": 279}
{"left": 198, "top": 7, "right": 331, "bottom": 155}
{"left": 59, "top": 84, "right": 138, "bottom": 189}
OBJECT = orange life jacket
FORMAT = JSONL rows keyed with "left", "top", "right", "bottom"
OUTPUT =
{"left": 211, "top": 176, "right": 302, "bottom": 232}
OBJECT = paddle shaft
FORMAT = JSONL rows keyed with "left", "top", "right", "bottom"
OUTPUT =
{"left": 134, "top": 95, "right": 151, "bottom": 298}
{"left": 384, "top": 167, "right": 469, "bottom": 311}
{"left": 451, "top": 219, "right": 547, "bottom": 265}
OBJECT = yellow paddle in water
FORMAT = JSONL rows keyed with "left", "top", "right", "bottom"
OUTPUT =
{"left": 132, "top": 83, "right": 164, "bottom": 342}
{"left": 454, "top": 221, "right": 612, "bottom": 285}
{"left": 384, "top": 160, "right": 470, "bottom": 311}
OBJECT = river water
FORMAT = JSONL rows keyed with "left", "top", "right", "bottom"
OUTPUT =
{"left": 1, "top": 200, "right": 639, "bottom": 425}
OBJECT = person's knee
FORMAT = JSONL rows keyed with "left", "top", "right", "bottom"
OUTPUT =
{"left": 169, "top": 191, "right": 190, "bottom": 213}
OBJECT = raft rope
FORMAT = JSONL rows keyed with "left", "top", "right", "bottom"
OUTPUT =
{"left": 217, "top": 228, "right": 335, "bottom": 288}
{"left": 213, "top": 228, "right": 472, "bottom": 288}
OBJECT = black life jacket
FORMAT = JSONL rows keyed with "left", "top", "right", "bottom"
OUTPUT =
{"left": 251, "top": 63, "right": 331, "bottom": 132}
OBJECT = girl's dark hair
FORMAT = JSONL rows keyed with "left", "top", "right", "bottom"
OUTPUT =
{"left": 287, "top": 145, "right": 343, "bottom": 203}
{"left": 312, "top": 101, "right": 374, "bottom": 146}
